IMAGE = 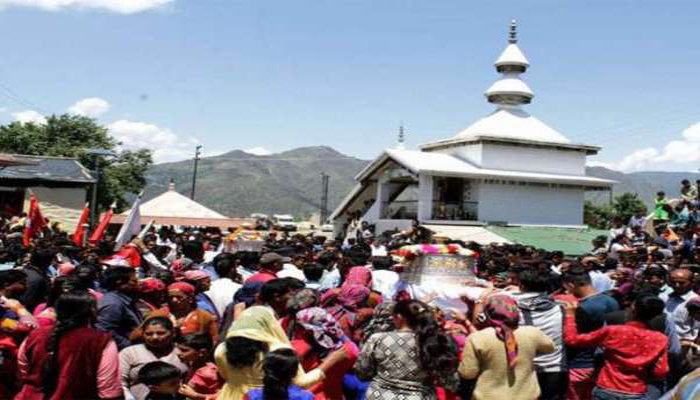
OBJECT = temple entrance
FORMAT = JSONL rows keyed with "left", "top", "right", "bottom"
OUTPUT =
{"left": 432, "top": 177, "right": 478, "bottom": 221}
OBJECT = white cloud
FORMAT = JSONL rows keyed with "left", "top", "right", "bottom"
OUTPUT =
{"left": 107, "top": 119, "right": 199, "bottom": 163}
{"left": 68, "top": 97, "right": 110, "bottom": 117}
{"left": 594, "top": 122, "right": 700, "bottom": 172}
{"left": 244, "top": 146, "right": 272, "bottom": 156}
{"left": 0, "top": 0, "right": 174, "bottom": 14}
{"left": 12, "top": 110, "right": 46, "bottom": 124}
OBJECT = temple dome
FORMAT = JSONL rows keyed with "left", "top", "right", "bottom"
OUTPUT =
{"left": 454, "top": 106, "right": 571, "bottom": 144}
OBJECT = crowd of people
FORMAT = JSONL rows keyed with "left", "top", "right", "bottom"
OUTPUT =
{"left": 1, "top": 189, "right": 700, "bottom": 400}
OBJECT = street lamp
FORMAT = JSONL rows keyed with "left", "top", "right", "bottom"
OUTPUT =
{"left": 85, "top": 148, "right": 116, "bottom": 228}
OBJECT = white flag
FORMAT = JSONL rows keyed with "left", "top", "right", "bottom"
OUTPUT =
{"left": 114, "top": 192, "right": 143, "bottom": 250}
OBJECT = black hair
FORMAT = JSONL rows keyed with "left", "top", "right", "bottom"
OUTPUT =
{"left": 143, "top": 316, "right": 175, "bottom": 333}
{"left": 303, "top": 263, "right": 325, "bottom": 282}
{"left": 181, "top": 240, "right": 204, "bottom": 261}
{"left": 224, "top": 336, "right": 268, "bottom": 368}
{"left": 238, "top": 252, "right": 261, "bottom": 268}
{"left": 393, "top": 300, "right": 457, "bottom": 380}
{"left": 42, "top": 291, "right": 96, "bottom": 395}
{"left": 259, "top": 279, "right": 291, "bottom": 304}
{"left": 30, "top": 247, "right": 55, "bottom": 269}
{"left": 213, "top": 253, "right": 236, "bottom": 278}
{"left": 634, "top": 295, "right": 665, "bottom": 322}
{"left": 0, "top": 269, "right": 26, "bottom": 289}
{"left": 562, "top": 267, "right": 592, "bottom": 286}
{"left": 46, "top": 275, "right": 81, "bottom": 308}
{"left": 371, "top": 256, "right": 394, "bottom": 271}
{"left": 316, "top": 252, "right": 337, "bottom": 268}
{"left": 643, "top": 266, "right": 668, "bottom": 279}
{"left": 280, "top": 277, "right": 305, "bottom": 291}
{"left": 177, "top": 333, "right": 213, "bottom": 351}
{"left": 518, "top": 270, "right": 550, "bottom": 293}
{"left": 261, "top": 348, "right": 299, "bottom": 400}
{"left": 137, "top": 361, "right": 182, "bottom": 386}
{"left": 657, "top": 191, "right": 665, "bottom": 196}
{"left": 101, "top": 266, "right": 134, "bottom": 291}
{"left": 149, "top": 269, "right": 175, "bottom": 286}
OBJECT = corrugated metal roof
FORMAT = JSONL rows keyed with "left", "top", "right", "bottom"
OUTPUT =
{"left": 484, "top": 225, "right": 608, "bottom": 256}
{"left": 0, "top": 155, "right": 94, "bottom": 184}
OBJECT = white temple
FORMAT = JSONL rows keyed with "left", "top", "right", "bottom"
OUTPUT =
{"left": 331, "top": 21, "right": 615, "bottom": 235}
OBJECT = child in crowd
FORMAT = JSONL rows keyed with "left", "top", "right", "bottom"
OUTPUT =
{"left": 176, "top": 333, "right": 224, "bottom": 399}
{"left": 244, "top": 348, "right": 314, "bottom": 400}
{"left": 139, "top": 361, "right": 185, "bottom": 400}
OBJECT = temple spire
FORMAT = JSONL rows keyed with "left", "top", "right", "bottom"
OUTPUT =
{"left": 509, "top": 19, "right": 517, "bottom": 44}
{"left": 397, "top": 122, "right": 406, "bottom": 149}
{"left": 485, "top": 20, "right": 533, "bottom": 107}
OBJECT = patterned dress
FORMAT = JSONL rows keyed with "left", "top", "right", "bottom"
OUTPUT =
{"left": 356, "top": 331, "right": 459, "bottom": 400}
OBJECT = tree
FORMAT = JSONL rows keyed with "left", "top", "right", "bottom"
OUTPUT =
{"left": 584, "top": 192, "right": 648, "bottom": 229}
{"left": 584, "top": 200, "right": 613, "bottom": 229}
{"left": 611, "top": 193, "right": 647, "bottom": 225}
{"left": 0, "top": 114, "right": 153, "bottom": 211}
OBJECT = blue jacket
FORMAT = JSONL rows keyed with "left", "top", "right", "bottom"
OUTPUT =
{"left": 96, "top": 291, "right": 144, "bottom": 350}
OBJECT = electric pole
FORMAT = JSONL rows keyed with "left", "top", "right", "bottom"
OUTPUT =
{"left": 191, "top": 145, "right": 202, "bottom": 200}
{"left": 320, "top": 172, "right": 329, "bottom": 223}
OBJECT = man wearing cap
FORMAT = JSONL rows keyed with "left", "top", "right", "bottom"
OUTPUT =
{"left": 245, "top": 252, "right": 289, "bottom": 284}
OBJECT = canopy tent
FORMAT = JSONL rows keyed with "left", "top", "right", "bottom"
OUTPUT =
{"left": 112, "top": 183, "right": 244, "bottom": 228}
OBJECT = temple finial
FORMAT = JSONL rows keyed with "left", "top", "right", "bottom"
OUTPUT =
{"left": 397, "top": 122, "right": 406, "bottom": 149}
{"left": 509, "top": 20, "right": 517, "bottom": 44}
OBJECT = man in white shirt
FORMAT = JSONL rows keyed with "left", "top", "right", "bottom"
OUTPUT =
{"left": 206, "top": 254, "right": 242, "bottom": 317}
{"left": 661, "top": 268, "right": 698, "bottom": 314}
{"left": 370, "top": 256, "right": 399, "bottom": 299}
{"left": 369, "top": 239, "right": 388, "bottom": 257}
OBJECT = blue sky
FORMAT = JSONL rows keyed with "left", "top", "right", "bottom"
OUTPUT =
{"left": 0, "top": 0, "right": 699, "bottom": 171}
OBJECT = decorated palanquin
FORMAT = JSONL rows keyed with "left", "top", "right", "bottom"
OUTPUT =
{"left": 223, "top": 226, "right": 265, "bottom": 253}
{"left": 391, "top": 244, "right": 476, "bottom": 285}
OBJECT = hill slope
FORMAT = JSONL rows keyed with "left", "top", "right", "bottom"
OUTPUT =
{"left": 145, "top": 146, "right": 367, "bottom": 218}
{"left": 146, "top": 146, "right": 700, "bottom": 218}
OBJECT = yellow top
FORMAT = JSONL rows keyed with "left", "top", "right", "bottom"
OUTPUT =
{"left": 215, "top": 306, "right": 324, "bottom": 400}
{"left": 458, "top": 326, "right": 555, "bottom": 400}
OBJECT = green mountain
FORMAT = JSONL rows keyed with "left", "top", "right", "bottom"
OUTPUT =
{"left": 146, "top": 146, "right": 700, "bottom": 218}
{"left": 586, "top": 166, "right": 700, "bottom": 208}
{"left": 145, "top": 146, "right": 367, "bottom": 218}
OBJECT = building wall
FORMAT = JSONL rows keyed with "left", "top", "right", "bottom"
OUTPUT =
{"left": 477, "top": 181, "right": 584, "bottom": 225}
{"left": 24, "top": 186, "right": 88, "bottom": 232}
{"left": 432, "top": 143, "right": 483, "bottom": 166}
{"left": 479, "top": 143, "right": 586, "bottom": 175}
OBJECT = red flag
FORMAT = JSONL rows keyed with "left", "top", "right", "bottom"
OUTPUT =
{"left": 89, "top": 204, "right": 115, "bottom": 246}
{"left": 73, "top": 203, "right": 90, "bottom": 247}
{"left": 22, "top": 192, "right": 46, "bottom": 247}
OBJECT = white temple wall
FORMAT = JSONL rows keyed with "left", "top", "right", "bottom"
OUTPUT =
{"left": 479, "top": 143, "right": 586, "bottom": 175}
{"left": 418, "top": 174, "right": 434, "bottom": 221}
{"left": 432, "top": 143, "right": 483, "bottom": 166}
{"left": 477, "top": 182, "right": 584, "bottom": 225}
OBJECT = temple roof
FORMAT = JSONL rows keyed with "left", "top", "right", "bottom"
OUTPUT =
{"left": 356, "top": 149, "right": 614, "bottom": 187}
{"left": 453, "top": 106, "right": 571, "bottom": 144}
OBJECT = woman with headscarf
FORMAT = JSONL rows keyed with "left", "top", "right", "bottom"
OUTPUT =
{"left": 458, "top": 294, "right": 555, "bottom": 400}
{"left": 184, "top": 269, "right": 220, "bottom": 320}
{"left": 167, "top": 282, "right": 218, "bottom": 343}
{"left": 135, "top": 277, "right": 167, "bottom": 319}
{"left": 326, "top": 284, "right": 374, "bottom": 343}
{"left": 214, "top": 305, "right": 349, "bottom": 400}
{"left": 362, "top": 301, "right": 396, "bottom": 343}
{"left": 356, "top": 299, "right": 460, "bottom": 400}
{"left": 290, "top": 307, "right": 359, "bottom": 400}
{"left": 322, "top": 266, "right": 382, "bottom": 308}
